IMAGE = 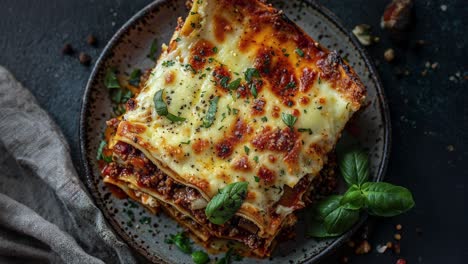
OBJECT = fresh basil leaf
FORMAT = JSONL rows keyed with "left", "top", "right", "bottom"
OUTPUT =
{"left": 227, "top": 78, "right": 241, "bottom": 90}
{"left": 202, "top": 96, "right": 219, "bottom": 128}
{"left": 281, "top": 112, "right": 297, "bottom": 128}
{"left": 205, "top": 182, "right": 248, "bottom": 225}
{"left": 121, "top": 89, "right": 133, "bottom": 103}
{"left": 362, "top": 182, "right": 415, "bottom": 217}
{"left": 166, "top": 113, "right": 186, "bottom": 122}
{"left": 165, "top": 233, "right": 192, "bottom": 254}
{"left": 153, "top": 89, "right": 185, "bottom": 122}
{"left": 191, "top": 250, "right": 209, "bottom": 264}
{"left": 324, "top": 206, "right": 360, "bottom": 234}
{"left": 250, "top": 83, "right": 258, "bottom": 98}
{"left": 104, "top": 68, "right": 120, "bottom": 89}
{"left": 298, "top": 128, "right": 313, "bottom": 135}
{"left": 307, "top": 217, "right": 340, "bottom": 238}
{"left": 154, "top": 90, "right": 169, "bottom": 116}
{"left": 111, "top": 89, "right": 122, "bottom": 103}
{"left": 341, "top": 185, "right": 365, "bottom": 210}
{"left": 216, "top": 248, "right": 242, "bottom": 264}
{"left": 339, "top": 149, "right": 369, "bottom": 187}
{"left": 244, "top": 68, "right": 260, "bottom": 82}
{"left": 314, "top": 195, "right": 342, "bottom": 220}
{"left": 295, "top": 48, "right": 304, "bottom": 57}
{"left": 128, "top": 69, "right": 141, "bottom": 86}
{"left": 96, "top": 140, "right": 107, "bottom": 160}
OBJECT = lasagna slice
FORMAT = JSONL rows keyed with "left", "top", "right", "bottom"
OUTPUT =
{"left": 101, "top": 0, "right": 365, "bottom": 257}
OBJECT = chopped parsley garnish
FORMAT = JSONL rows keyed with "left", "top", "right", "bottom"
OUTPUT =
{"left": 153, "top": 89, "right": 186, "bottom": 122}
{"left": 104, "top": 68, "right": 120, "bottom": 89}
{"left": 244, "top": 68, "right": 260, "bottom": 82}
{"left": 318, "top": 77, "right": 322, "bottom": 84}
{"left": 227, "top": 78, "right": 241, "bottom": 90}
{"left": 317, "top": 106, "right": 323, "bottom": 110}
{"left": 261, "top": 116, "right": 268, "bottom": 122}
{"left": 295, "top": 48, "right": 305, "bottom": 57}
{"left": 254, "top": 176, "right": 260, "bottom": 182}
{"left": 139, "top": 216, "right": 151, "bottom": 225}
{"left": 162, "top": 60, "right": 175, "bottom": 67}
{"left": 212, "top": 46, "right": 218, "bottom": 53}
{"left": 298, "top": 128, "right": 313, "bottom": 135}
{"left": 281, "top": 112, "right": 297, "bottom": 128}
{"left": 181, "top": 140, "right": 191, "bottom": 145}
{"left": 175, "top": 37, "right": 181, "bottom": 42}
{"left": 148, "top": 39, "right": 158, "bottom": 61}
{"left": 184, "top": 64, "right": 197, "bottom": 73}
{"left": 232, "top": 108, "right": 239, "bottom": 114}
{"left": 128, "top": 69, "right": 141, "bottom": 86}
{"left": 219, "top": 76, "right": 230, "bottom": 88}
{"left": 253, "top": 156, "right": 259, "bottom": 163}
{"left": 244, "top": 146, "right": 250, "bottom": 155}
{"left": 202, "top": 96, "right": 219, "bottom": 128}
{"left": 286, "top": 81, "right": 296, "bottom": 89}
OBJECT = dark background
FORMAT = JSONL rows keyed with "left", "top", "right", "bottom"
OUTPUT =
{"left": 0, "top": 0, "right": 466, "bottom": 263}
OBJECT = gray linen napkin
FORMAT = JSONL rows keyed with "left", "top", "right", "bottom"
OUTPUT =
{"left": 0, "top": 66, "right": 138, "bottom": 264}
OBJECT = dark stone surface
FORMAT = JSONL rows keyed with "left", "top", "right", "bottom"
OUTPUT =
{"left": 0, "top": 0, "right": 466, "bottom": 263}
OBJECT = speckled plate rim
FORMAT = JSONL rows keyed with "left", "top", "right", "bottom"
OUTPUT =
{"left": 79, "top": 0, "right": 392, "bottom": 263}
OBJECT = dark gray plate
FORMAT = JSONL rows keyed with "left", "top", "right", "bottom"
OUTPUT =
{"left": 79, "top": 0, "right": 391, "bottom": 263}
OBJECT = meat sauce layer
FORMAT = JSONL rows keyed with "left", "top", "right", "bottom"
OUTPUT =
{"left": 102, "top": 141, "right": 266, "bottom": 250}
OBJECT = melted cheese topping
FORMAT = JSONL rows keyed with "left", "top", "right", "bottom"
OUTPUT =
{"left": 113, "top": 0, "right": 365, "bottom": 233}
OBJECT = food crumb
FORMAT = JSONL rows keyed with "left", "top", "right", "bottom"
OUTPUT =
{"left": 396, "top": 259, "right": 407, "bottom": 264}
{"left": 440, "top": 4, "right": 447, "bottom": 11}
{"left": 79, "top": 52, "right": 92, "bottom": 66}
{"left": 352, "top": 24, "right": 375, "bottom": 46}
{"left": 396, "top": 224, "right": 403, "bottom": 230}
{"left": 61, "top": 43, "right": 74, "bottom": 55}
{"left": 384, "top": 48, "right": 395, "bottom": 62}
{"left": 394, "top": 233, "right": 402, "bottom": 240}
{"left": 355, "top": 240, "right": 371, "bottom": 255}
{"left": 340, "top": 256, "right": 349, "bottom": 263}
{"left": 87, "top": 34, "right": 98, "bottom": 46}
{"left": 447, "top": 145, "right": 455, "bottom": 152}
{"left": 386, "top": 241, "right": 393, "bottom": 249}
{"left": 393, "top": 243, "right": 401, "bottom": 254}
{"left": 376, "top": 244, "right": 388, "bottom": 253}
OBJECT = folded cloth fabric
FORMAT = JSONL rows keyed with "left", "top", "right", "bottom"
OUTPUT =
{"left": 0, "top": 66, "right": 138, "bottom": 264}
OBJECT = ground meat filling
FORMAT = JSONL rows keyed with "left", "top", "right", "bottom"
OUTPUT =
{"left": 103, "top": 141, "right": 266, "bottom": 250}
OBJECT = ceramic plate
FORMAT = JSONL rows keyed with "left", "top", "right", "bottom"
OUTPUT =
{"left": 79, "top": 0, "right": 391, "bottom": 263}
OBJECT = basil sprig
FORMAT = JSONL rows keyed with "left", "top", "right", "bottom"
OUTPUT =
{"left": 153, "top": 89, "right": 186, "bottom": 122}
{"left": 308, "top": 149, "right": 415, "bottom": 238}
{"left": 205, "top": 182, "right": 248, "bottom": 225}
{"left": 202, "top": 96, "right": 219, "bottom": 128}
